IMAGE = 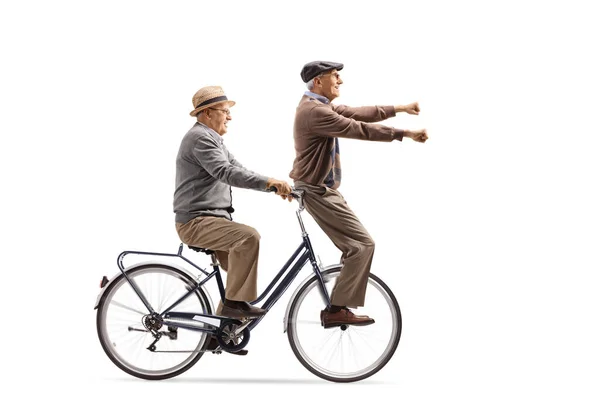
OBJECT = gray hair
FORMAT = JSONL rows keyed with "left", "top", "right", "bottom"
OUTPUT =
{"left": 306, "top": 73, "right": 324, "bottom": 90}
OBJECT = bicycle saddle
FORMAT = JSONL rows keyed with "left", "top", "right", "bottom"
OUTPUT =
{"left": 188, "top": 246, "right": 215, "bottom": 255}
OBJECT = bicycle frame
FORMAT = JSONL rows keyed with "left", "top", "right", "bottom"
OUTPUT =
{"left": 112, "top": 192, "right": 331, "bottom": 333}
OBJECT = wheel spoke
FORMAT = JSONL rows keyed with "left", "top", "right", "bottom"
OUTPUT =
{"left": 110, "top": 300, "right": 146, "bottom": 315}
{"left": 313, "top": 328, "right": 339, "bottom": 354}
{"left": 339, "top": 332, "right": 344, "bottom": 373}
{"left": 347, "top": 327, "right": 379, "bottom": 357}
{"left": 345, "top": 330, "right": 364, "bottom": 370}
{"left": 323, "top": 331, "right": 342, "bottom": 367}
{"left": 294, "top": 319, "right": 321, "bottom": 325}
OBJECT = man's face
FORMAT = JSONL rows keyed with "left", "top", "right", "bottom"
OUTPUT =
{"left": 205, "top": 104, "right": 232, "bottom": 135}
{"left": 318, "top": 69, "right": 343, "bottom": 101}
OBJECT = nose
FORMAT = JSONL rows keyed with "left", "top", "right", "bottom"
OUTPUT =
{"left": 338, "top": 78, "right": 343, "bottom": 84}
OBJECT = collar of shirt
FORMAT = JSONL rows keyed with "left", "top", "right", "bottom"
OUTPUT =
{"left": 304, "top": 91, "right": 330, "bottom": 104}
{"left": 196, "top": 121, "right": 223, "bottom": 144}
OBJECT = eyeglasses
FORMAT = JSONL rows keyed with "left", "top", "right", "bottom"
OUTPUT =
{"left": 209, "top": 108, "right": 231, "bottom": 116}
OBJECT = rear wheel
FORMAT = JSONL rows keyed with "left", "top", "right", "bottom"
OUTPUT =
{"left": 96, "top": 264, "right": 211, "bottom": 380}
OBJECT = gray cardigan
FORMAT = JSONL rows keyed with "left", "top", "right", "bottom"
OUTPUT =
{"left": 174, "top": 122, "right": 269, "bottom": 223}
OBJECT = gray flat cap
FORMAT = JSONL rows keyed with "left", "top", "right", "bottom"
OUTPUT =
{"left": 300, "top": 61, "right": 344, "bottom": 83}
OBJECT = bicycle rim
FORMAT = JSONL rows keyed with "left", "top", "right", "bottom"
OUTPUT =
{"left": 288, "top": 269, "right": 401, "bottom": 382}
{"left": 97, "top": 265, "right": 210, "bottom": 380}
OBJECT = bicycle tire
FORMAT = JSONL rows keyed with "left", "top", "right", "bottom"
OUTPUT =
{"left": 96, "top": 264, "right": 212, "bottom": 380}
{"left": 286, "top": 267, "right": 402, "bottom": 382}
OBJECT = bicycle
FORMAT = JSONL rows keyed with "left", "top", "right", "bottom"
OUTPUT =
{"left": 94, "top": 189, "right": 402, "bottom": 382}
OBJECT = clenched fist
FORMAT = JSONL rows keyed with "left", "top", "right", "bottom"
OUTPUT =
{"left": 266, "top": 178, "right": 292, "bottom": 199}
{"left": 404, "top": 102, "right": 420, "bottom": 115}
{"left": 405, "top": 129, "right": 428, "bottom": 143}
{"left": 395, "top": 102, "right": 420, "bottom": 115}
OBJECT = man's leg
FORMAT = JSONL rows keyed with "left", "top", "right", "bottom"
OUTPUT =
{"left": 295, "top": 183, "right": 376, "bottom": 328}
{"left": 176, "top": 216, "right": 264, "bottom": 316}
{"left": 299, "top": 185, "right": 374, "bottom": 307}
{"left": 212, "top": 249, "right": 260, "bottom": 317}
{"left": 214, "top": 250, "right": 228, "bottom": 315}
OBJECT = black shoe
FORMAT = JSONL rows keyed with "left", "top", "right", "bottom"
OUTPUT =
{"left": 221, "top": 299, "right": 267, "bottom": 319}
{"left": 206, "top": 336, "right": 248, "bottom": 356}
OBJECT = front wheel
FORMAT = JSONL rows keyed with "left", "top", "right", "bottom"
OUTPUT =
{"left": 286, "top": 267, "right": 402, "bottom": 382}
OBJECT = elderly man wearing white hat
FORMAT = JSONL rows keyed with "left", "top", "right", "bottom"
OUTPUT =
{"left": 174, "top": 86, "right": 292, "bottom": 326}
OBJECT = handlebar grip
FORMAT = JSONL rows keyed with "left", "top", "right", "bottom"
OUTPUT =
{"left": 268, "top": 186, "right": 302, "bottom": 200}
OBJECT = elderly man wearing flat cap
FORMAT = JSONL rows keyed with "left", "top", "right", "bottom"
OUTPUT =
{"left": 174, "top": 86, "right": 292, "bottom": 326}
{"left": 290, "top": 61, "right": 428, "bottom": 328}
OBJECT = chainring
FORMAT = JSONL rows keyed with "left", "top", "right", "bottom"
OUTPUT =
{"left": 216, "top": 322, "right": 250, "bottom": 353}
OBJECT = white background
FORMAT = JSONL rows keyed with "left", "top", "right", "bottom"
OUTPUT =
{"left": 1, "top": 0, "right": 599, "bottom": 398}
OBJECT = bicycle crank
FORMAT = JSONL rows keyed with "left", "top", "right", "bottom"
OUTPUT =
{"left": 215, "top": 322, "right": 250, "bottom": 353}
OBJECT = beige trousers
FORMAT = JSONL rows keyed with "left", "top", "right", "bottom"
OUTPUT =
{"left": 296, "top": 182, "right": 375, "bottom": 308}
{"left": 176, "top": 216, "right": 261, "bottom": 307}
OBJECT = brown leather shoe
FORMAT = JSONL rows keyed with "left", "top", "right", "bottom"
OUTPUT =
{"left": 320, "top": 307, "right": 375, "bottom": 329}
{"left": 220, "top": 299, "right": 266, "bottom": 319}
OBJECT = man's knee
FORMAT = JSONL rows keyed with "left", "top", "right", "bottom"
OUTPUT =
{"left": 363, "top": 236, "right": 375, "bottom": 251}
{"left": 239, "top": 227, "right": 261, "bottom": 248}
{"left": 356, "top": 235, "right": 375, "bottom": 255}
{"left": 345, "top": 236, "right": 375, "bottom": 257}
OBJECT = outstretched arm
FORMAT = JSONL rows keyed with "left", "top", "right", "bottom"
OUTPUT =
{"left": 310, "top": 104, "right": 427, "bottom": 143}
{"left": 310, "top": 105, "right": 414, "bottom": 142}
{"left": 228, "top": 150, "right": 292, "bottom": 196}
{"left": 332, "top": 102, "right": 421, "bottom": 121}
{"left": 332, "top": 104, "right": 396, "bottom": 122}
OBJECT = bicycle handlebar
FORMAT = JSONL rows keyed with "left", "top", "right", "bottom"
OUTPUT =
{"left": 267, "top": 186, "right": 304, "bottom": 200}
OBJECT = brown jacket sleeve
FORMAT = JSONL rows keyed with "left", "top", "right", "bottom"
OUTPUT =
{"left": 332, "top": 104, "right": 396, "bottom": 122}
{"left": 308, "top": 104, "right": 404, "bottom": 142}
